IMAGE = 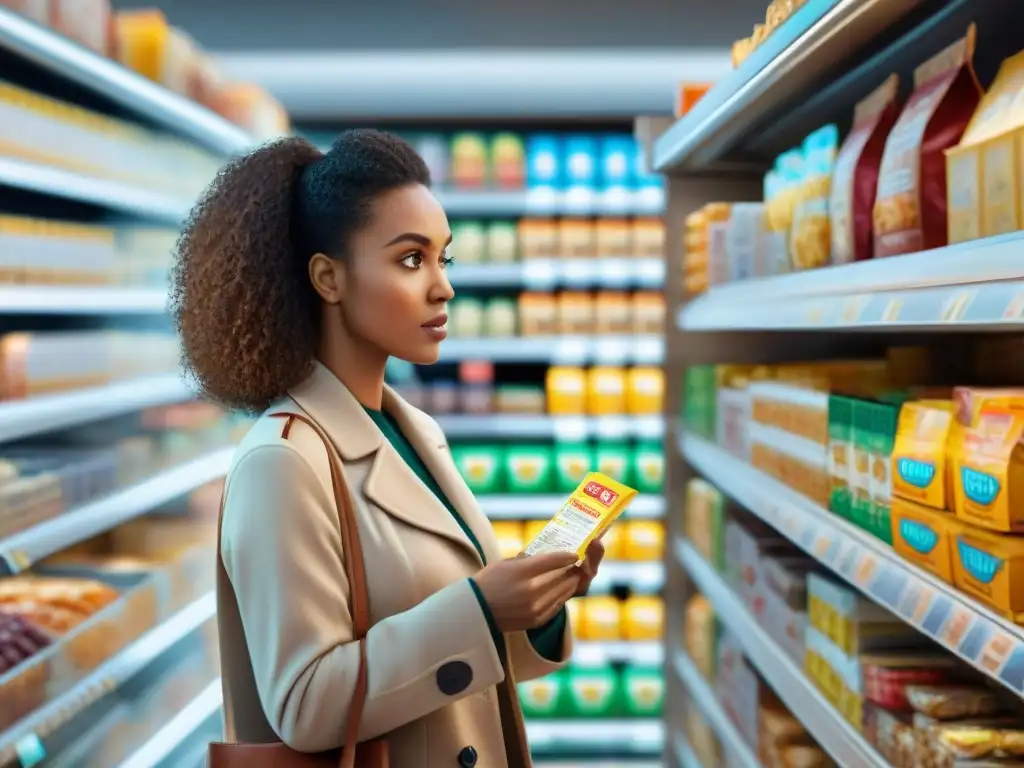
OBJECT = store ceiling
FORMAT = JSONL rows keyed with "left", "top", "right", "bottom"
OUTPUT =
{"left": 111, "top": 0, "right": 767, "bottom": 50}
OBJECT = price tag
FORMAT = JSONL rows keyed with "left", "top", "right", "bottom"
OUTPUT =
{"left": 813, "top": 534, "right": 832, "bottom": 560}
{"left": 940, "top": 605, "right": 973, "bottom": 647}
{"left": 1003, "top": 292, "right": 1024, "bottom": 320}
{"left": 805, "top": 304, "right": 825, "bottom": 324}
{"left": 980, "top": 631, "right": 1015, "bottom": 675}
{"left": 882, "top": 297, "right": 904, "bottom": 323}
{"left": 841, "top": 296, "right": 869, "bottom": 324}
{"left": 15, "top": 734, "right": 45, "bottom": 768}
{"left": 913, "top": 587, "right": 936, "bottom": 624}
{"left": 941, "top": 289, "right": 977, "bottom": 323}
{"left": 854, "top": 554, "right": 877, "bottom": 587}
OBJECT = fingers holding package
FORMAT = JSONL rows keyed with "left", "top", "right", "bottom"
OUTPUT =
{"left": 474, "top": 552, "right": 580, "bottom": 633}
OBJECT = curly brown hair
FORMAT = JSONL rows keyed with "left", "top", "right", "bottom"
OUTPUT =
{"left": 170, "top": 129, "right": 430, "bottom": 413}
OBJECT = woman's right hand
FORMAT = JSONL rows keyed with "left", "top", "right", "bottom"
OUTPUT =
{"left": 474, "top": 552, "right": 580, "bottom": 632}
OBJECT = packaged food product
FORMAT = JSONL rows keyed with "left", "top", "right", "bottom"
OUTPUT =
{"left": 873, "top": 26, "right": 982, "bottom": 257}
{"left": 620, "top": 667, "right": 664, "bottom": 717}
{"left": 704, "top": 203, "right": 733, "bottom": 286}
{"left": 526, "top": 135, "right": 562, "bottom": 189}
{"left": 725, "top": 203, "right": 765, "bottom": 281}
{"left": 791, "top": 124, "right": 840, "bottom": 270}
{"left": 518, "top": 292, "right": 558, "bottom": 336}
{"left": 545, "top": 366, "right": 587, "bottom": 414}
{"left": 1, "top": 1, "right": 49, "bottom": 24}
{"left": 593, "top": 291, "right": 631, "bottom": 334}
{"left": 484, "top": 297, "right": 518, "bottom": 337}
{"left": 626, "top": 368, "right": 663, "bottom": 416}
{"left": 490, "top": 133, "right": 525, "bottom": 188}
{"left": 578, "top": 596, "right": 623, "bottom": 641}
{"left": 504, "top": 445, "right": 554, "bottom": 494}
{"left": 517, "top": 219, "right": 559, "bottom": 260}
{"left": 518, "top": 671, "right": 567, "bottom": 718}
{"left": 522, "top": 472, "right": 637, "bottom": 565}
{"left": 850, "top": 399, "right": 874, "bottom": 532}
{"left": 684, "top": 594, "right": 716, "bottom": 680}
{"left": 53, "top": 0, "right": 111, "bottom": 54}
{"left": 554, "top": 292, "right": 592, "bottom": 335}
{"left": 892, "top": 400, "right": 955, "bottom": 510}
{"left": 448, "top": 298, "right": 484, "bottom": 337}
{"left": 905, "top": 684, "right": 1006, "bottom": 721}
{"left": 890, "top": 498, "right": 959, "bottom": 582}
{"left": 830, "top": 75, "right": 901, "bottom": 264}
{"left": 599, "top": 136, "right": 634, "bottom": 190}
{"left": 486, "top": 221, "right": 518, "bottom": 263}
{"left": 621, "top": 596, "right": 663, "bottom": 641}
{"left": 586, "top": 367, "right": 627, "bottom": 415}
{"left": 868, "top": 402, "right": 899, "bottom": 544}
{"left": 685, "top": 478, "right": 726, "bottom": 569}
{"left": 763, "top": 152, "right": 803, "bottom": 274}
{"left": 558, "top": 219, "right": 594, "bottom": 259}
{"left": 632, "top": 218, "right": 665, "bottom": 259}
{"left": 458, "top": 361, "right": 495, "bottom": 414}
{"left": 449, "top": 221, "right": 487, "bottom": 263}
{"left": 684, "top": 366, "right": 718, "bottom": 439}
{"left": 495, "top": 385, "right": 546, "bottom": 414}
{"left": 449, "top": 133, "right": 489, "bottom": 187}
{"left": 631, "top": 291, "right": 666, "bottom": 335}
{"left": 563, "top": 136, "right": 598, "bottom": 190}
{"left": 450, "top": 444, "right": 504, "bottom": 494}
{"left": 114, "top": 10, "right": 193, "bottom": 94}
{"left": 594, "top": 219, "right": 631, "bottom": 259}
{"left": 952, "top": 523, "right": 1024, "bottom": 621}
{"left": 552, "top": 442, "right": 593, "bottom": 493}
{"left": 594, "top": 443, "right": 631, "bottom": 487}
{"left": 828, "top": 395, "right": 855, "bottom": 520}
{"left": 621, "top": 519, "right": 664, "bottom": 561}
{"left": 599, "top": 520, "right": 623, "bottom": 560}
{"left": 563, "top": 666, "right": 619, "bottom": 718}
{"left": 762, "top": 555, "right": 817, "bottom": 665}
{"left": 947, "top": 50, "right": 1024, "bottom": 243}
{"left": 630, "top": 442, "right": 664, "bottom": 494}
{"left": 956, "top": 408, "right": 1024, "bottom": 532}
{"left": 490, "top": 521, "right": 525, "bottom": 560}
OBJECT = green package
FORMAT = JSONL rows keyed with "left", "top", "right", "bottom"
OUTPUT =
{"left": 620, "top": 667, "right": 665, "bottom": 717}
{"left": 869, "top": 403, "right": 899, "bottom": 545}
{"left": 850, "top": 400, "right": 873, "bottom": 534}
{"left": 828, "top": 395, "right": 854, "bottom": 520}
{"left": 553, "top": 442, "right": 594, "bottom": 493}
{"left": 683, "top": 366, "right": 717, "bottom": 438}
{"left": 517, "top": 671, "right": 567, "bottom": 718}
{"left": 595, "top": 443, "right": 632, "bottom": 488}
{"left": 505, "top": 444, "right": 554, "bottom": 494}
{"left": 631, "top": 441, "right": 664, "bottom": 493}
{"left": 451, "top": 444, "right": 504, "bottom": 494}
{"left": 564, "top": 666, "right": 619, "bottom": 718}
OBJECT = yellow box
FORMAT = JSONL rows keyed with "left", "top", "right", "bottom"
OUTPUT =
{"left": 490, "top": 521, "right": 525, "bottom": 560}
{"left": 579, "top": 596, "right": 622, "bottom": 641}
{"left": 890, "top": 497, "right": 959, "bottom": 583}
{"left": 951, "top": 522, "right": 1024, "bottom": 622}
{"left": 522, "top": 472, "right": 638, "bottom": 564}
{"left": 586, "top": 367, "right": 627, "bottom": 415}
{"left": 622, "top": 596, "right": 664, "bottom": 641}
{"left": 622, "top": 520, "right": 665, "bottom": 562}
{"left": 947, "top": 50, "right": 1024, "bottom": 244}
{"left": 626, "top": 367, "right": 664, "bottom": 415}
{"left": 955, "top": 408, "right": 1024, "bottom": 532}
{"left": 599, "top": 522, "right": 624, "bottom": 560}
{"left": 545, "top": 366, "right": 587, "bottom": 414}
{"left": 891, "top": 400, "right": 954, "bottom": 509}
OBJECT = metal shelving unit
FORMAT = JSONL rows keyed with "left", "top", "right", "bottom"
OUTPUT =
{"left": 655, "top": 1, "right": 1024, "bottom": 766}
{"left": 438, "top": 335, "right": 664, "bottom": 365}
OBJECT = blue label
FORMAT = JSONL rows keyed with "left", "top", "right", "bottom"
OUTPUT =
{"left": 897, "top": 458, "right": 936, "bottom": 489}
{"left": 899, "top": 519, "right": 939, "bottom": 555}
{"left": 961, "top": 467, "right": 1001, "bottom": 506}
{"left": 957, "top": 538, "right": 1004, "bottom": 585}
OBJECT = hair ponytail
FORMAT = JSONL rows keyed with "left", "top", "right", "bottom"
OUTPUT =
{"left": 171, "top": 137, "right": 324, "bottom": 413}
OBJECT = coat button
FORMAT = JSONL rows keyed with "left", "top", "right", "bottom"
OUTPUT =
{"left": 458, "top": 746, "right": 478, "bottom": 767}
{"left": 436, "top": 660, "right": 473, "bottom": 696}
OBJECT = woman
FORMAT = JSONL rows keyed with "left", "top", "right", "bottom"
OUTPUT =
{"left": 171, "top": 129, "right": 605, "bottom": 767}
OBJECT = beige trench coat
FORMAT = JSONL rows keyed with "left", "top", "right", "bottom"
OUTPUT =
{"left": 217, "top": 362, "right": 572, "bottom": 767}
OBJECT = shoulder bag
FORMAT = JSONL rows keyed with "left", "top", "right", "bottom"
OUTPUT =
{"left": 208, "top": 410, "right": 389, "bottom": 768}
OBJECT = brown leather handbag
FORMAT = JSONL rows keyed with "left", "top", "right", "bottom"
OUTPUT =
{"left": 208, "top": 410, "right": 389, "bottom": 768}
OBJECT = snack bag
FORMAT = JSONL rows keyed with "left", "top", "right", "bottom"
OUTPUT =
{"left": 791, "top": 124, "right": 839, "bottom": 270}
{"left": 523, "top": 472, "right": 638, "bottom": 565}
{"left": 830, "top": 75, "right": 901, "bottom": 264}
{"left": 763, "top": 152, "right": 802, "bottom": 274}
{"left": 955, "top": 408, "right": 1024, "bottom": 532}
{"left": 873, "top": 25, "right": 982, "bottom": 257}
{"left": 891, "top": 400, "right": 955, "bottom": 510}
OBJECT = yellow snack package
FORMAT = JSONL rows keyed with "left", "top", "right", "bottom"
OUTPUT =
{"left": 955, "top": 408, "right": 1024, "bottom": 532}
{"left": 891, "top": 400, "right": 955, "bottom": 510}
{"left": 522, "top": 472, "right": 638, "bottom": 565}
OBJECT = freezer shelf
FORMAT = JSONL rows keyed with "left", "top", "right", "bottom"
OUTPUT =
{"left": 682, "top": 431, "right": 1024, "bottom": 699}
{"left": 675, "top": 538, "right": 886, "bottom": 768}
{"left": 672, "top": 650, "right": 759, "bottom": 768}
{"left": 677, "top": 233, "right": 1024, "bottom": 332}
{"left": 0, "top": 447, "right": 234, "bottom": 574}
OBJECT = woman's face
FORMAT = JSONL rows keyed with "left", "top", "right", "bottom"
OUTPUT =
{"left": 332, "top": 183, "right": 455, "bottom": 365}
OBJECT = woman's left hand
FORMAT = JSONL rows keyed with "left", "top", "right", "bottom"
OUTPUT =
{"left": 574, "top": 538, "right": 606, "bottom": 596}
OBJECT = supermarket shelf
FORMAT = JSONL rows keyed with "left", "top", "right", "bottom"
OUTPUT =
{"left": 116, "top": 679, "right": 222, "bottom": 768}
{"left": 0, "top": 591, "right": 216, "bottom": 764}
{"left": 436, "top": 414, "right": 664, "bottom": 441}
{"left": 435, "top": 188, "right": 665, "bottom": 217}
{"left": 652, "top": 0, "right": 925, "bottom": 172}
{"left": 674, "top": 734, "right": 703, "bottom": 768}
{"left": 0, "top": 447, "right": 235, "bottom": 575}
{"left": 678, "top": 234, "right": 1024, "bottom": 332}
{"left": 439, "top": 335, "right": 664, "bottom": 365}
{"left": 479, "top": 495, "right": 664, "bottom": 520}
{"left": 588, "top": 562, "right": 664, "bottom": 595}
{"left": 573, "top": 641, "right": 663, "bottom": 667}
{"left": 0, "top": 285, "right": 168, "bottom": 315}
{"left": 675, "top": 539, "right": 886, "bottom": 767}
{"left": 526, "top": 719, "right": 663, "bottom": 755}
{"left": 0, "top": 157, "right": 189, "bottom": 223}
{"left": 0, "top": 7, "right": 254, "bottom": 156}
{"left": 0, "top": 374, "right": 194, "bottom": 444}
{"left": 448, "top": 258, "right": 665, "bottom": 290}
{"left": 673, "top": 650, "right": 759, "bottom": 768}
{"left": 681, "top": 431, "right": 1024, "bottom": 700}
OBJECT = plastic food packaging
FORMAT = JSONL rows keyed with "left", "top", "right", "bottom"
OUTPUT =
{"left": 449, "top": 133, "right": 489, "bottom": 187}
{"left": 905, "top": 684, "right": 1006, "bottom": 721}
{"left": 790, "top": 124, "right": 839, "bottom": 270}
{"left": 830, "top": 75, "right": 901, "bottom": 264}
{"left": 522, "top": 472, "right": 637, "bottom": 565}
{"left": 518, "top": 292, "right": 558, "bottom": 336}
{"left": 873, "top": 25, "right": 982, "bottom": 257}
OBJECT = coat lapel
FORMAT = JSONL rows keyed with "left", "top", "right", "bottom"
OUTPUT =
{"left": 286, "top": 363, "right": 483, "bottom": 566}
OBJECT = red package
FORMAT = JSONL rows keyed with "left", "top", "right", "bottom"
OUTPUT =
{"left": 873, "top": 25, "right": 982, "bottom": 258}
{"left": 830, "top": 75, "right": 901, "bottom": 264}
